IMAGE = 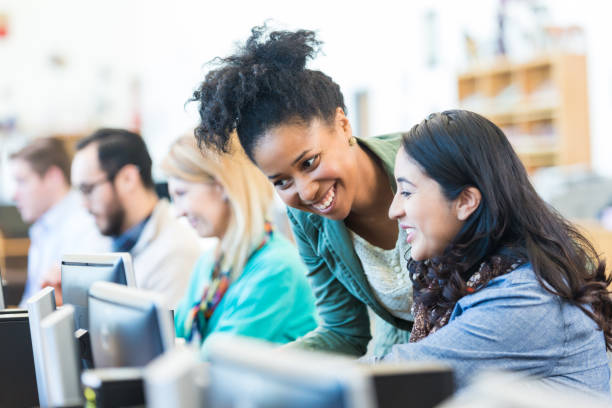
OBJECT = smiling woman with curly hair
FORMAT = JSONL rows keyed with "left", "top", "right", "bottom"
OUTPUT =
{"left": 190, "top": 25, "right": 414, "bottom": 357}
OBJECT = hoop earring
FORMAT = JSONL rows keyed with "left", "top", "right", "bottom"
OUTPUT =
{"left": 348, "top": 136, "right": 357, "bottom": 146}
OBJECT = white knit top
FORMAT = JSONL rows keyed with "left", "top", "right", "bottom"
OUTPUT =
{"left": 350, "top": 227, "right": 413, "bottom": 320}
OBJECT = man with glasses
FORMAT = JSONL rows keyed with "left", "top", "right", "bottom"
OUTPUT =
{"left": 71, "top": 128, "right": 201, "bottom": 307}
{"left": 10, "top": 137, "right": 109, "bottom": 306}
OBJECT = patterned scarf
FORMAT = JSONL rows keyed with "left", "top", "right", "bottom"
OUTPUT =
{"left": 409, "top": 252, "right": 525, "bottom": 343}
{"left": 183, "top": 222, "right": 274, "bottom": 343}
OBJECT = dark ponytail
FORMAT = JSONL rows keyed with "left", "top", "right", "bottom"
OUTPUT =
{"left": 190, "top": 25, "right": 345, "bottom": 160}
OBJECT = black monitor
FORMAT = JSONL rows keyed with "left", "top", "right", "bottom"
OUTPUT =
{"left": 207, "top": 336, "right": 455, "bottom": 408}
{"left": 0, "top": 312, "right": 39, "bottom": 407}
{"left": 61, "top": 253, "right": 135, "bottom": 331}
{"left": 88, "top": 281, "right": 174, "bottom": 369}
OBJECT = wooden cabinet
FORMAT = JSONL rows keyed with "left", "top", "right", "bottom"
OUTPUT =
{"left": 457, "top": 54, "right": 590, "bottom": 173}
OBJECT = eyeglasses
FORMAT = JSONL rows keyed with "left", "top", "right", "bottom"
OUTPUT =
{"left": 76, "top": 177, "right": 109, "bottom": 196}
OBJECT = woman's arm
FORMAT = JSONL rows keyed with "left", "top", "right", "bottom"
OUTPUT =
{"left": 174, "top": 255, "right": 212, "bottom": 339}
{"left": 285, "top": 211, "right": 372, "bottom": 356}
{"left": 379, "top": 272, "right": 607, "bottom": 390}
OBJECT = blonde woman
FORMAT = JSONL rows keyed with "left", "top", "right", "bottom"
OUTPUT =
{"left": 162, "top": 135, "right": 317, "bottom": 358}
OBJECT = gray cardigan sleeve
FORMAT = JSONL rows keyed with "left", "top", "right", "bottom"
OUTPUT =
{"left": 286, "top": 211, "right": 372, "bottom": 356}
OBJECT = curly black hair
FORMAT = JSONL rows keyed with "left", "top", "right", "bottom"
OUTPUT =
{"left": 190, "top": 25, "right": 346, "bottom": 161}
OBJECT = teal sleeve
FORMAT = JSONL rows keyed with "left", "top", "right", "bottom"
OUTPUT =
{"left": 174, "top": 301, "right": 188, "bottom": 339}
{"left": 174, "top": 254, "right": 213, "bottom": 339}
{"left": 285, "top": 212, "right": 371, "bottom": 357}
{"left": 199, "top": 249, "right": 317, "bottom": 359}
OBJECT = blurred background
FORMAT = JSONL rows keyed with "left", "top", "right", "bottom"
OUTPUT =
{"left": 2, "top": 0, "right": 610, "bottom": 177}
{"left": 2, "top": 0, "right": 612, "bottom": 295}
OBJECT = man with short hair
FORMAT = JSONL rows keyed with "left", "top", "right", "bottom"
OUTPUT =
{"left": 71, "top": 128, "right": 202, "bottom": 307}
{"left": 10, "top": 137, "right": 109, "bottom": 306}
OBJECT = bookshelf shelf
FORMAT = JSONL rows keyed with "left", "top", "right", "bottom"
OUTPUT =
{"left": 458, "top": 54, "right": 590, "bottom": 173}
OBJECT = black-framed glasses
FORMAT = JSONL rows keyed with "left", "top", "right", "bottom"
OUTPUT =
{"left": 76, "top": 177, "right": 110, "bottom": 196}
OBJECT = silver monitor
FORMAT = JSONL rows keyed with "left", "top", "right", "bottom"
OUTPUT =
{"left": 88, "top": 281, "right": 174, "bottom": 368}
{"left": 207, "top": 335, "right": 455, "bottom": 408}
{"left": 61, "top": 253, "right": 136, "bottom": 331}
{"left": 26, "top": 287, "right": 56, "bottom": 407}
{"left": 208, "top": 335, "right": 375, "bottom": 408}
{"left": 40, "top": 305, "right": 83, "bottom": 407}
{"left": 143, "top": 346, "right": 208, "bottom": 408}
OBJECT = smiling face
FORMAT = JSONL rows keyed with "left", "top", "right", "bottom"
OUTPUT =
{"left": 252, "top": 114, "right": 359, "bottom": 220}
{"left": 388, "top": 148, "right": 466, "bottom": 261}
{"left": 167, "top": 176, "right": 230, "bottom": 239}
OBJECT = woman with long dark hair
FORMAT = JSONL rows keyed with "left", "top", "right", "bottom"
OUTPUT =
{"left": 385, "top": 109, "right": 611, "bottom": 393}
{"left": 191, "top": 26, "right": 412, "bottom": 356}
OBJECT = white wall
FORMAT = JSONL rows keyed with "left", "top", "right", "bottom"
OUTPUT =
{"left": 1, "top": 0, "right": 611, "bottom": 193}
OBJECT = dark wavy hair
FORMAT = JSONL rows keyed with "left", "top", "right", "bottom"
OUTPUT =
{"left": 403, "top": 110, "right": 612, "bottom": 350}
{"left": 189, "top": 25, "right": 345, "bottom": 161}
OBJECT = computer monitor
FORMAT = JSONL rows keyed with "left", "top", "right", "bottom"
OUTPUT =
{"left": 207, "top": 335, "right": 455, "bottom": 408}
{"left": 26, "top": 286, "right": 57, "bottom": 406}
{"left": 39, "top": 305, "right": 83, "bottom": 407}
{"left": 61, "top": 253, "right": 135, "bottom": 331}
{"left": 0, "top": 311, "right": 39, "bottom": 407}
{"left": 88, "top": 281, "right": 174, "bottom": 369}
{"left": 81, "top": 367, "right": 146, "bottom": 407}
{"left": 143, "top": 345, "right": 208, "bottom": 408}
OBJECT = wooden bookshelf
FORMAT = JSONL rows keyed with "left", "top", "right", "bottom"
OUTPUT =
{"left": 458, "top": 54, "right": 590, "bottom": 173}
{"left": 0, "top": 230, "right": 29, "bottom": 279}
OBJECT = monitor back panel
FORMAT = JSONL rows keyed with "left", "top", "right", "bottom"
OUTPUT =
{"left": 0, "top": 313, "right": 39, "bottom": 407}
{"left": 62, "top": 262, "right": 119, "bottom": 330}
{"left": 209, "top": 362, "right": 347, "bottom": 408}
{"left": 89, "top": 296, "right": 164, "bottom": 368}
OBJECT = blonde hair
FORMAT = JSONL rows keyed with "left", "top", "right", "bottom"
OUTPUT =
{"left": 161, "top": 134, "right": 275, "bottom": 279}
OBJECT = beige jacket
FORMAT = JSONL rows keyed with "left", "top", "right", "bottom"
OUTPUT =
{"left": 131, "top": 199, "right": 202, "bottom": 308}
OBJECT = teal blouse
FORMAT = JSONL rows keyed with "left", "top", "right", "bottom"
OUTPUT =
{"left": 174, "top": 232, "right": 318, "bottom": 359}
